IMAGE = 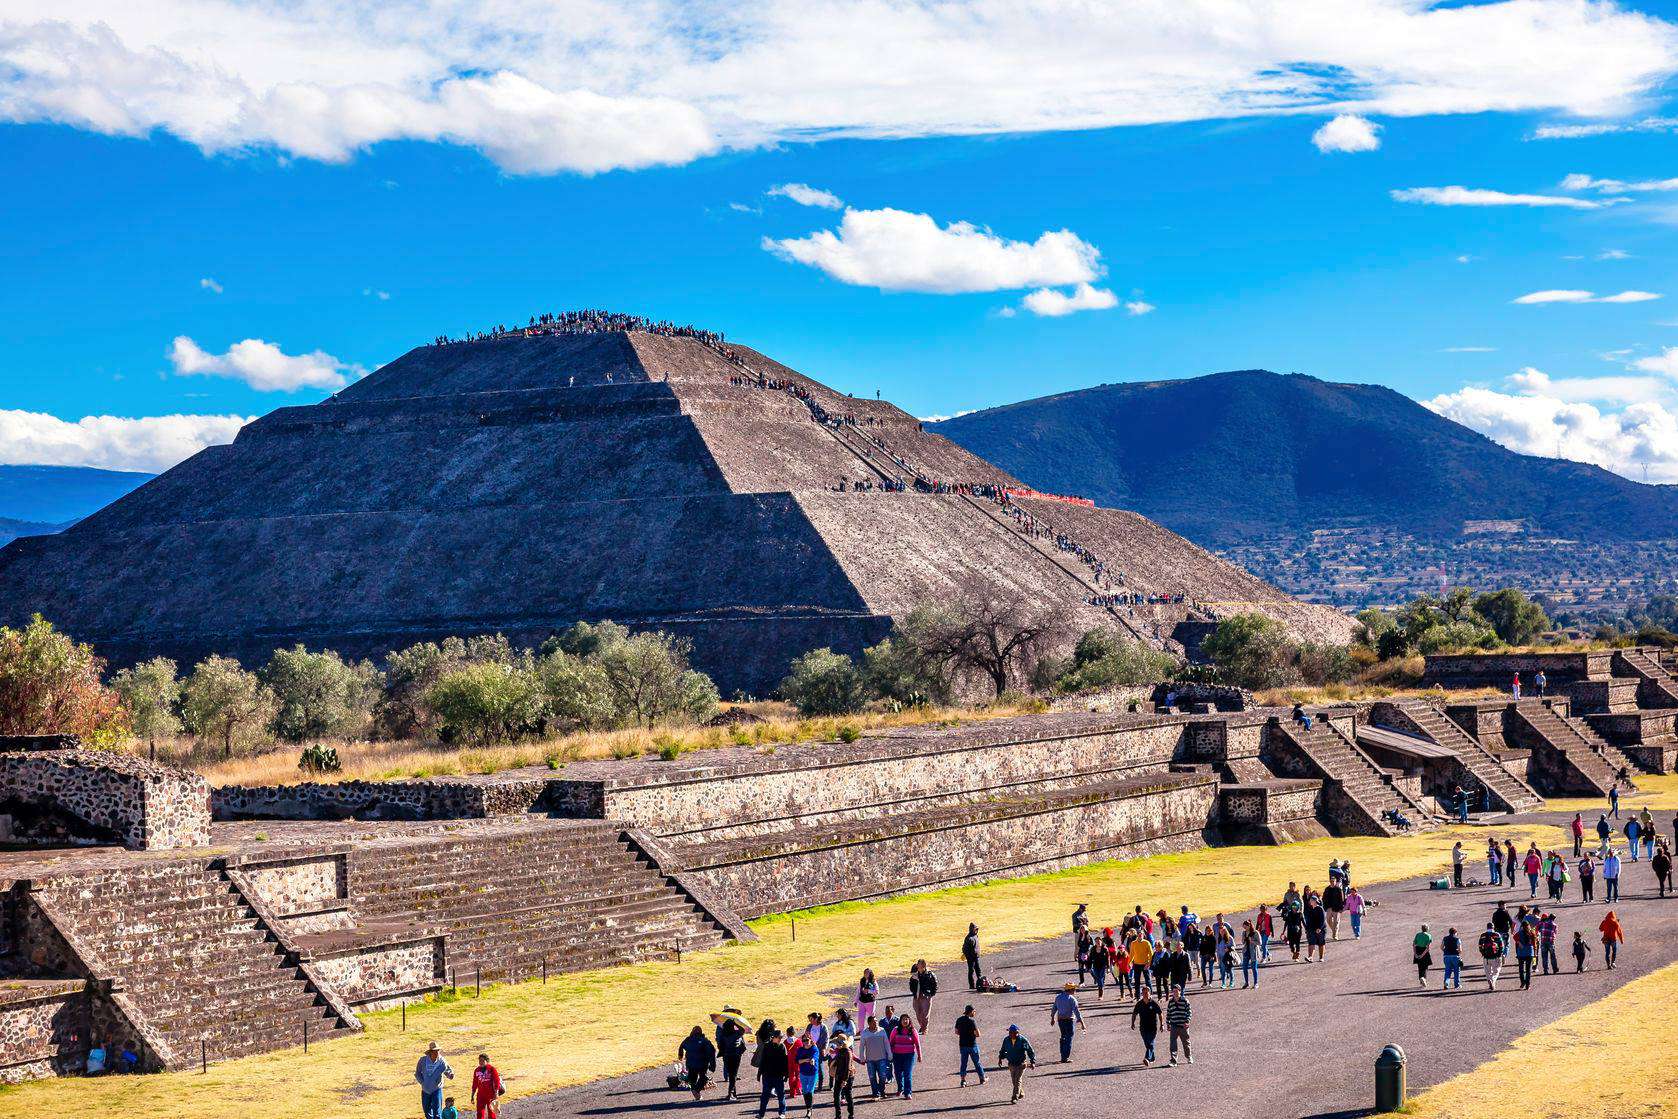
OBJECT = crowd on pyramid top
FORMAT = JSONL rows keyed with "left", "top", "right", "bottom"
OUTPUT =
{"left": 430, "top": 310, "right": 734, "bottom": 353}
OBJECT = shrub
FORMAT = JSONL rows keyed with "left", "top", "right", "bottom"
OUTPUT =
{"left": 863, "top": 605, "right": 957, "bottom": 706}
{"left": 181, "top": 655, "right": 274, "bottom": 758}
{"left": 262, "top": 645, "right": 380, "bottom": 743}
{"left": 837, "top": 724, "right": 861, "bottom": 743}
{"left": 0, "top": 615, "right": 128, "bottom": 745}
{"left": 111, "top": 656, "right": 181, "bottom": 747}
{"left": 534, "top": 650, "right": 619, "bottom": 729}
{"left": 377, "top": 635, "right": 511, "bottom": 739}
{"left": 597, "top": 631, "right": 719, "bottom": 727}
{"left": 297, "top": 743, "right": 342, "bottom": 775}
{"left": 1053, "top": 627, "right": 1178, "bottom": 692}
{"left": 423, "top": 663, "right": 546, "bottom": 744}
{"left": 779, "top": 648, "right": 870, "bottom": 716}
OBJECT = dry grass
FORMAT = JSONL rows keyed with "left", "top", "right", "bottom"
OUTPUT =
{"left": 1408, "top": 959, "right": 1678, "bottom": 1119}
{"left": 1544, "top": 773, "right": 1678, "bottom": 815}
{"left": 174, "top": 702, "right": 1039, "bottom": 787}
{"left": 1252, "top": 682, "right": 1501, "bottom": 708}
{"left": 0, "top": 821, "right": 1565, "bottom": 1119}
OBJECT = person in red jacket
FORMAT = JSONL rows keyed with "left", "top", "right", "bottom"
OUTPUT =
{"left": 471, "top": 1053, "right": 504, "bottom": 1119}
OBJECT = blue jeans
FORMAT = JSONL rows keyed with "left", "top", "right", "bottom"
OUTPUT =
{"left": 1057, "top": 1017, "right": 1076, "bottom": 1061}
{"left": 1442, "top": 955, "right": 1461, "bottom": 989}
{"left": 1258, "top": 932, "right": 1270, "bottom": 960}
{"left": 1488, "top": 859, "right": 1500, "bottom": 885}
{"left": 422, "top": 1089, "right": 442, "bottom": 1119}
{"left": 1241, "top": 955, "right": 1259, "bottom": 987}
{"left": 891, "top": 1053, "right": 915, "bottom": 1097}
{"left": 1092, "top": 967, "right": 1106, "bottom": 995}
{"left": 1528, "top": 873, "right": 1540, "bottom": 897}
{"left": 1198, "top": 956, "right": 1213, "bottom": 984}
{"left": 1218, "top": 956, "right": 1233, "bottom": 986}
{"left": 959, "top": 1045, "right": 985, "bottom": 1083}
{"left": 1607, "top": 877, "right": 1620, "bottom": 901}
{"left": 757, "top": 1080, "right": 786, "bottom": 1117}
{"left": 1350, "top": 912, "right": 1362, "bottom": 938}
{"left": 1139, "top": 1030, "right": 1156, "bottom": 1063}
{"left": 866, "top": 1059, "right": 889, "bottom": 1097}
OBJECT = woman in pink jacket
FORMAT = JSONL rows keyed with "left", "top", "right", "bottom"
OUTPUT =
{"left": 888, "top": 1018, "right": 921, "bottom": 1099}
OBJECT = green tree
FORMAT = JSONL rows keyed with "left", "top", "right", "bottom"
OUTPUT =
{"left": 111, "top": 657, "right": 182, "bottom": 748}
{"left": 1353, "top": 608, "right": 1395, "bottom": 649}
{"left": 424, "top": 662, "right": 547, "bottom": 744}
{"left": 261, "top": 645, "right": 381, "bottom": 743}
{"left": 1201, "top": 613, "right": 1299, "bottom": 690}
{"left": 1472, "top": 588, "right": 1551, "bottom": 646}
{"left": 534, "top": 649, "right": 620, "bottom": 729}
{"left": 863, "top": 605, "right": 958, "bottom": 706}
{"left": 1053, "top": 627, "right": 1178, "bottom": 692}
{"left": 0, "top": 615, "right": 127, "bottom": 745}
{"left": 779, "top": 647, "right": 870, "bottom": 716}
{"left": 597, "top": 631, "right": 719, "bottom": 727}
{"left": 181, "top": 656, "right": 274, "bottom": 758}
{"left": 543, "top": 620, "right": 632, "bottom": 660}
{"left": 378, "top": 634, "right": 512, "bottom": 738}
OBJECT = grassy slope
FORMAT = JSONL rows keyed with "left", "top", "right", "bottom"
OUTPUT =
{"left": 1, "top": 823, "right": 1564, "bottom": 1119}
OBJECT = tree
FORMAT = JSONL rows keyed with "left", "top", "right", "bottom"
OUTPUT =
{"left": 424, "top": 662, "right": 547, "bottom": 744}
{"left": 0, "top": 615, "right": 127, "bottom": 745}
{"left": 1353, "top": 608, "right": 1395, "bottom": 650}
{"left": 542, "top": 620, "right": 631, "bottom": 660}
{"left": 111, "top": 657, "right": 182, "bottom": 748}
{"left": 1472, "top": 588, "right": 1550, "bottom": 646}
{"left": 863, "top": 605, "right": 958, "bottom": 706}
{"left": 261, "top": 645, "right": 380, "bottom": 743}
{"left": 779, "top": 648, "right": 870, "bottom": 716}
{"left": 597, "top": 631, "right": 718, "bottom": 727}
{"left": 534, "top": 649, "right": 620, "bottom": 729}
{"left": 1201, "top": 613, "right": 1299, "bottom": 690}
{"left": 378, "top": 634, "right": 512, "bottom": 738}
{"left": 1053, "top": 627, "right": 1178, "bottom": 692}
{"left": 181, "top": 656, "right": 274, "bottom": 758}
{"left": 932, "top": 598, "right": 1064, "bottom": 698}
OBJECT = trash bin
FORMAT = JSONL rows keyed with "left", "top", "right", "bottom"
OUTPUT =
{"left": 1375, "top": 1044, "right": 1407, "bottom": 1112}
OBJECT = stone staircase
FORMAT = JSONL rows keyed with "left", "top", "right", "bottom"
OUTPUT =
{"left": 1614, "top": 648, "right": 1678, "bottom": 709}
{"left": 1513, "top": 701, "right": 1639, "bottom": 795}
{"left": 346, "top": 822, "right": 729, "bottom": 983}
{"left": 1389, "top": 699, "right": 1543, "bottom": 813}
{"left": 35, "top": 861, "right": 355, "bottom": 1067}
{"left": 1271, "top": 719, "right": 1437, "bottom": 836}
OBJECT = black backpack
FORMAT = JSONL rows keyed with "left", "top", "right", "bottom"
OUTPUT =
{"left": 920, "top": 971, "right": 938, "bottom": 996}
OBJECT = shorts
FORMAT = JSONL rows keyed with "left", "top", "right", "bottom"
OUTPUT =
{"left": 1306, "top": 929, "right": 1326, "bottom": 947}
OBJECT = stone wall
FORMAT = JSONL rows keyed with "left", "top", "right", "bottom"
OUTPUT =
{"left": 308, "top": 938, "right": 444, "bottom": 1011}
{"left": 1424, "top": 651, "right": 1611, "bottom": 688}
{"left": 0, "top": 981, "right": 88, "bottom": 1083}
{"left": 1218, "top": 780, "right": 1327, "bottom": 844}
{"left": 231, "top": 851, "right": 353, "bottom": 934}
{"left": 0, "top": 750, "right": 209, "bottom": 850}
{"left": 212, "top": 774, "right": 549, "bottom": 822}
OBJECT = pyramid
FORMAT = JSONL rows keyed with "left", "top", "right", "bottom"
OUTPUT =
{"left": 0, "top": 322, "right": 1354, "bottom": 693}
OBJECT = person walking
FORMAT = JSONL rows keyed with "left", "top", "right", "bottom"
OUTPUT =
{"left": 756, "top": 1027, "right": 790, "bottom": 1118}
{"left": 1548, "top": 850, "right": 1568, "bottom": 902}
{"left": 1303, "top": 893, "right": 1328, "bottom": 962}
{"left": 1128, "top": 931, "right": 1154, "bottom": 999}
{"left": 954, "top": 1005, "right": 984, "bottom": 1087}
{"left": 855, "top": 969, "right": 877, "bottom": 1026}
{"left": 1216, "top": 918, "right": 1236, "bottom": 989}
{"left": 1653, "top": 842, "right": 1673, "bottom": 897}
{"left": 1239, "top": 920, "right": 1260, "bottom": 988}
{"left": 1478, "top": 924, "right": 1505, "bottom": 990}
{"left": 1255, "top": 904, "right": 1274, "bottom": 959}
{"left": 1413, "top": 925, "right": 1434, "bottom": 988}
{"left": 1090, "top": 929, "right": 1111, "bottom": 998}
{"left": 679, "top": 1027, "right": 717, "bottom": 1102}
{"left": 1074, "top": 925, "right": 1093, "bottom": 984}
{"left": 1513, "top": 920, "right": 1536, "bottom": 990}
{"left": 415, "top": 1042, "right": 455, "bottom": 1119}
{"left": 1578, "top": 852, "right": 1596, "bottom": 903}
{"left": 1627, "top": 816, "right": 1642, "bottom": 862}
{"left": 1604, "top": 848, "right": 1622, "bottom": 903}
{"left": 1130, "top": 986, "right": 1162, "bottom": 1065}
{"left": 1050, "top": 982, "right": 1084, "bottom": 1062}
{"left": 887, "top": 1016, "right": 920, "bottom": 1099}
{"left": 1610, "top": 784, "right": 1621, "bottom": 819}
{"left": 997, "top": 1025, "right": 1035, "bottom": 1104}
{"left": 791, "top": 1027, "right": 820, "bottom": 1114}
{"left": 1505, "top": 840, "right": 1519, "bottom": 890}
{"left": 1167, "top": 939, "right": 1193, "bottom": 994}
{"left": 1640, "top": 808, "right": 1657, "bottom": 860}
{"left": 909, "top": 961, "right": 936, "bottom": 1031}
{"left": 827, "top": 1036, "right": 856, "bottom": 1119}
{"left": 1572, "top": 813, "right": 1585, "bottom": 858}
{"left": 962, "top": 924, "right": 981, "bottom": 990}
{"left": 1524, "top": 845, "right": 1543, "bottom": 898}
{"left": 856, "top": 1017, "right": 890, "bottom": 1099}
{"left": 470, "top": 1054, "right": 503, "bottom": 1119}
{"left": 1165, "top": 986, "right": 1193, "bottom": 1066}
{"left": 1196, "top": 923, "right": 1216, "bottom": 987}
{"left": 1492, "top": 901, "right": 1514, "bottom": 959}
{"left": 1324, "top": 879, "right": 1346, "bottom": 938}
{"left": 1597, "top": 813, "right": 1613, "bottom": 856}
{"left": 1539, "top": 912, "right": 1559, "bottom": 976}
{"left": 1572, "top": 931, "right": 1591, "bottom": 972}
{"left": 1441, "top": 927, "right": 1462, "bottom": 990}
{"left": 1600, "top": 910, "right": 1625, "bottom": 969}
{"left": 713, "top": 1011, "right": 749, "bottom": 1102}
{"left": 1346, "top": 886, "right": 1366, "bottom": 938}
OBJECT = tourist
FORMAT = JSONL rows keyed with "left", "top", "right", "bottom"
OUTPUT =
{"left": 1523, "top": 845, "right": 1543, "bottom": 897}
{"left": 1505, "top": 840, "right": 1519, "bottom": 889}
{"left": 1604, "top": 848, "right": 1622, "bottom": 902}
{"left": 1511, "top": 672, "right": 1521, "bottom": 699}
{"left": 1487, "top": 837, "right": 1502, "bottom": 885}
{"left": 714, "top": 1011, "right": 749, "bottom": 1101}
{"left": 1168, "top": 938, "right": 1194, "bottom": 993}
{"left": 1128, "top": 930, "right": 1154, "bottom": 998}
{"left": 1324, "top": 877, "right": 1347, "bottom": 938}
{"left": 1240, "top": 919, "right": 1261, "bottom": 988}
{"left": 1627, "top": 815, "right": 1643, "bottom": 862}
{"left": 1413, "top": 924, "right": 1433, "bottom": 987}
{"left": 1548, "top": 849, "right": 1568, "bottom": 902}
{"left": 792, "top": 1024, "right": 820, "bottom": 1113}
{"left": 1441, "top": 927, "right": 1462, "bottom": 990}
{"left": 1600, "top": 910, "right": 1625, "bottom": 969}
{"left": 1478, "top": 924, "right": 1505, "bottom": 990}
{"left": 441, "top": 1097, "right": 458, "bottom": 1119}
{"left": 1640, "top": 808, "right": 1657, "bottom": 859}
{"left": 679, "top": 1027, "right": 717, "bottom": 1102}
{"left": 888, "top": 1014, "right": 920, "bottom": 1098}
{"left": 1539, "top": 911, "right": 1560, "bottom": 976}
{"left": 856, "top": 1017, "right": 890, "bottom": 1099}
{"left": 1610, "top": 785, "right": 1621, "bottom": 819}
{"left": 1216, "top": 917, "right": 1237, "bottom": 989}
{"left": 1597, "top": 813, "right": 1613, "bottom": 855}
{"left": 1303, "top": 892, "right": 1328, "bottom": 961}
{"left": 1282, "top": 893, "right": 1305, "bottom": 961}
{"left": 1535, "top": 669, "right": 1548, "bottom": 696}
{"left": 1452, "top": 842, "right": 1465, "bottom": 889}
{"left": 805, "top": 1013, "right": 829, "bottom": 1091}
{"left": 415, "top": 1041, "right": 455, "bottom": 1119}
{"left": 962, "top": 924, "right": 981, "bottom": 990}
{"left": 1050, "top": 981, "right": 1084, "bottom": 1062}
{"left": 756, "top": 1028, "right": 791, "bottom": 1117}
{"left": 1346, "top": 885, "right": 1367, "bottom": 938}
{"left": 1151, "top": 938, "right": 1172, "bottom": 997}
{"left": 1654, "top": 842, "right": 1673, "bottom": 897}
{"left": 856, "top": 970, "right": 877, "bottom": 1025}
{"left": 1072, "top": 902, "right": 1089, "bottom": 935}
{"left": 1572, "top": 931, "right": 1591, "bottom": 972}
{"left": 997, "top": 1025, "right": 1036, "bottom": 1103}
{"left": 1578, "top": 852, "right": 1596, "bottom": 903}
{"left": 1090, "top": 928, "right": 1112, "bottom": 996}
{"left": 1492, "top": 901, "right": 1514, "bottom": 958}
{"left": 470, "top": 1053, "right": 503, "bottom": 1119}
{"left": 827, "top": 1035, "right": 856, "bottom": 1119}
{"left": 1196, "top": 922, "right": 1216, "bottom": 987}
{"left": 1130, "top": 985, "right": 1163, "bottom": 1065}
{"left": 1166, "top": 985, "right": 1193, "bottom": 1066}
{"left": 1513, "top": 919, "right": 1536, "bottom": 990}
{"left": 954, "top": 1005, "right": 984, "bottom": 1086}
{"left": 1255, "top": 903, "right": 1274, "bottom": 959}
{"left": 909, "top": 960, "right": 937, "bottom": 1031}
{"left": 1572, "top": 813, "right": 1585, "bottom": 858}
{"left": 1074, "top": 924, "right": 1093, "bottom": 983}
{"left": 829, "top": 1009, "right": 855, "bottom": 1048}
{"left": 1113, "top": 930, "right": 1134, "bottom": 998}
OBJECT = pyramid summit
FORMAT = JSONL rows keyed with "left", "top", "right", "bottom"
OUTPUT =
{"left": 0, "top": 313, "right": 1352, "bottom": 691}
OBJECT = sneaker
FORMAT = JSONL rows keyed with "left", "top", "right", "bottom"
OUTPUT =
{"left": 1186, "top": 1055, "right": 1194, "bottom": 1064}
{"left": 1169, "top": 1058, "right": 1177, "bottom": 1066}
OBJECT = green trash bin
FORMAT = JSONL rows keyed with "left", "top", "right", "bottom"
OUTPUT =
{"left": 1375, "top": 1044, "right": 1407, "bottom": 1112}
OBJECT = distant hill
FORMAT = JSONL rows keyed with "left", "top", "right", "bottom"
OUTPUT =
{"left": 0, "top": 465, "right": 153, "bottom": 526}
{"left": 932, "top": 370, "right": 1678, "bottom": 546}
{"left": 0, "top": 516, "right": 57, "bottom": 547}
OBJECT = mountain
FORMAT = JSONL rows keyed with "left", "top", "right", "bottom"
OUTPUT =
{"left": 0, "top": 517, "right": 58, "bottom": 546}
{"left": 932, "top": 370, "right": 1678, "bottom": 546}
{"left": 0, "top": 465, "right": 154, "bottom": 525}
{"left": 0, "top": 327, "right": 1350, "bottom": 689}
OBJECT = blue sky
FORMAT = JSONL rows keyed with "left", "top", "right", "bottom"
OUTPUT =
{"left": 4, "top": 1, "right": 1678, "bottom": 479}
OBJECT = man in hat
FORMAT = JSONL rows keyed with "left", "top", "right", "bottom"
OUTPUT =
{"left": 827, "top": 1033, "right": 856, "bottom": 1118}
{"left": 415, "top": 1042, "right": 454, "bottom": 1119}
{"left": 996, "top": 1024, "right": 1036, "bottom": 1104}
{"left": 1048, "top": 982, "right": 1084, "bottom": 1062}
{"left": 713, "top": 1009, "right": 748, "bottom": 1101}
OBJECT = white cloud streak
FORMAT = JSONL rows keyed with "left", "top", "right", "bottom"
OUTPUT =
{"left": 767, "top": 182, "right": 843, "bottom": 209}
{"left": 764, "top": 207, "right": 1101, "bottom": 294}
{"left": 198, "top": 276, "right": 223, "bottom": 293}
{"left": 1392, "top": 186, "right": 1618, "bottom": 209}
{"left": 1512, "top": 289, "right": 1661, "bottom": 304}
{"left": 1533, "top": 116, "right": 1678, "bottom": 140}
{"left": 1561, "top": 172, "right": 1678, "bottom": 193}
{"left": 167, "top": 336, "right": 366, "bottom": 392}
{"left": 1021, "top": 283, "right": 1118, "bottom": 317}
{"left": 2, "top": 1, "right": 1676, "bottom": 175}
{"left": 1311, "top": 113, "right": 1381, "bottom": 153}
{"left": 0, "top": 410, "right": 250, "bottom": 472}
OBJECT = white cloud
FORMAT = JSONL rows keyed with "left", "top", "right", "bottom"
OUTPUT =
{"left": 362, "top": 288, "right": 391, "bottom": 300}
{"left": 1021, "top": 283, "right": 1119, "bottom": 317}
{"left": 3, "top": 1, "right": 1677, "bottom": 176}
{"left": 1124, "top": 300, "right": 1155, "bottom": 317}
{"left": 1392, "top": 186, "right": 1617, "bottom": 209}
{"left": 1311, "top": 113, "right": 1381, "bottom": 153}
{"left": 1455, "top": 254, "right": 1479, "bottom": 264}
{"left": 1442, "top": 346, "right": 1497, "bottom": 353}
{"left": 1534, "top": 116, "right": 1678, "bottom": 140}
{"left": 1512, "top": 289, "right": 1662, "bottom": 304}
{"left": 919, "top": 408, "right": 977, "bottom": 423}
{"left": 198, "top": 276, "right": 223, "bottom": 294}
{"left": 764, "top": 207, "right": 1101, "bottom": 294}
{"left": 167, "top": 336, "right": 366, "bottom": 392}
{"left": 1426, "top": 384, "right": 1678, "bottom": 482}
{"left": 1599, "top": 248, "right": 1633, "bottom": 260}
{"left": 767, "top": 183, "right": 843, "bottom": 210}
{"left": 728, "top": 201, "right": 760, "bottom": 213}
{"left": 0, "top": 410, "right": 250, "bottom": 472}
{"left": 1506, "top": 366, "right": 1670, "bottom": 405}
{"left": 1561, "top": 172, "right": 1678, "bottom": 193}
{"left": 1632, "top": 347, "right": 1678, "bottom": 377}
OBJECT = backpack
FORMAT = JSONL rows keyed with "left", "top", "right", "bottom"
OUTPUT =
{"left": 1478, "top": 931, "right": 1501, "bottom": 958}
{"left": 919, "top": 971, "right": 938, "bottom": 997}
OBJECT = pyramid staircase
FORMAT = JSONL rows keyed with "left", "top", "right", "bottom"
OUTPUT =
{"left": 32, "top": 861, "right": 356, "bottom": 1068}
{"left": 1613, "top": 648, "right": 1678, "bottom": 709}
{"left": 1270, "top": 718, "right": 1437, "bottom": 836}
{"left": 1385, "top": 699, "right": 1543, "bottom": 813}
{"left": 1512, "top": 701, "right": 1639, "bottom": 795}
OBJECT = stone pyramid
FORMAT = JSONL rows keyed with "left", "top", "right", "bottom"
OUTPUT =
{"left": 0, "top": 324, "right": 1353, "bottom": 693}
